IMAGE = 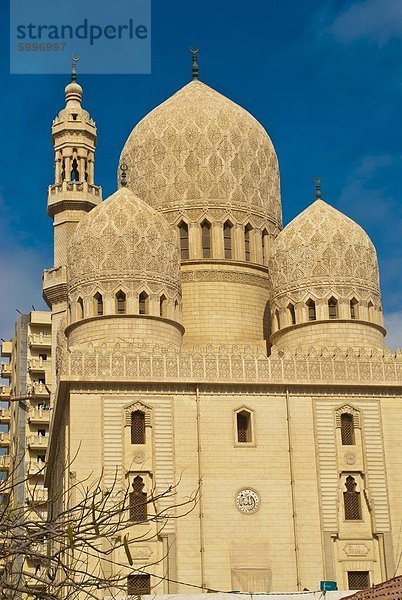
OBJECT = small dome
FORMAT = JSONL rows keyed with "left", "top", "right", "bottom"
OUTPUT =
{"left": 118, "top": 80, "right": 282, "bottom": 226}
{"left": 65, "top": 82, "right": 83, "bottom": 106}
{"left": 67, "top": 188, "right": 181, "bottom": 294}
{"left": 270, "top": 199, "right": 380, "bottom": 299}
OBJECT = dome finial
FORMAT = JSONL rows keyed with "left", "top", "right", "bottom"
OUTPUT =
{"left": 71, "top": 54, "right": 79, "bottom": 82}
{"left": 189, "top": 46, "right": 200, "bottom": 80}
{"left": 314, "top": 177, "right": 322, "bottom": 200}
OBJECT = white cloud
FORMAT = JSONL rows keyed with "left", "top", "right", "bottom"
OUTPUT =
{"left": 384, "top": 311, "right": 402, "bottom": 350}
{"left": 331, "top": 0, "right": 402, "bottom": 44}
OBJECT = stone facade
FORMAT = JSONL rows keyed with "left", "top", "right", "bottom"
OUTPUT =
{"left": 41, "top": 73, "right": 402, "bottom": 598}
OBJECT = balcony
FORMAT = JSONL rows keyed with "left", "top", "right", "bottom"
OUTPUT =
{"left": 29, "top": 333, "right": 52, "bottom": 349}
{"left": 31, "top": 383, "right": 51, "bottom": 398}
{"left": 0, "top": 409, "right": 10, "bottom": 424}
{"left": 28, "top": 357, "right": 49, "bottom": 373}
{"left": 28, "top": 408, "right": 50, "bottom": 424}
{"left": 27, "top": 434, "right": 49, "bottom": 450}
{"left": 26, "top": 487, "right": 47, "bottom": 504}
{"left": 0, "top": 455, "right": 10, "bottom": 470}
{"left": 1, "top": 362, "right": 11, "bottom": 380}
{"left": 0, "top": 385, "right": 11, "bottom": 400}
{"left": 1, "top": 341, "right": 12, "bottom": 358}
{"left": 0, "top": 432, "right": 10, "bottom": 447}
{"left": 27, "top": 461, "right": 46, "bottom": 477}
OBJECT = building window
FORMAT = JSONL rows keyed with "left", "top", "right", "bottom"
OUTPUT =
{"left": 262, "top": 229, "right": 269, "bottom": 264}
{"left": 159, "top": 295, "right": 167, "bottom": 318}
{"left": 94, "top": 292, "right": 103, "bottom": 316}
{"left": 129, "top": 476, "right": 147, "bottom": 522}
{"left": 344, "top": 475, "right": 361, "bottom": 520}
{"left": 179, "top": 221, "right": 189, "bottom": 260}
{"left": 244, "top": 224, "right": 252, "bottom": 261}
{"left": 39, "top": 353, "right": 47, "bottom": 361}
{"left": 201, "top": 220, "right": 211, "bottom": 258}
{"left": 224, "top": 221, "right": 233, "bottom": 259}
{"left": 37, "top": 455, "right": 46, "bottom": 463}
{"left": 328, "top": 297, "right": 338, "bottom": 319}
{"left": 116, "top": 291, "right": 126, "bottom": 315}
{"left": 139, "top": 292, "right": 149, "bottom": 315}
{"left": 77, "top": 297, "right": 84, "bottom": 320}
{"left": 236, "top": 410, "right": 252, "bottom": 443}
{"left": 341, "top": 413, "right": 355, "bottom": 445}
{"left": 131, "top": 411, "right": 145, "bottom": 445}
{"left": 127, "top": 574, "right": 151, "bottom": 596}
{"left": 38, "top": 429, "right": 46, "bottom": 437}
{"left": 348, "top": 571, "right": 369, "bottom": 590}
{"left": 307, "top": 299, "right": 316, "bottom": 321}
{"left": 350, "top": 298, "right": 358, "bottom": 319}
{"left": 287, "top": 303, "right": 296, "bottom": 326}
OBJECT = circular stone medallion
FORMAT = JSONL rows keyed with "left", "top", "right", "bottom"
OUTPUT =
{"left": 235, "top": 489, "right": 260, "bottom": 514}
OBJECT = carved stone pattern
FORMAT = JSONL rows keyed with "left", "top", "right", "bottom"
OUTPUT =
{"left": 269, "top": 200, "right": 381, "bottom": 301}
{"left": 119, "top": 80, "right": 282, "bottom": 227}
{"left": 67, "top": 188, "right": 181, "bottom": 294}
{"left": 182, "top": 269, "right": 271, "bottom": 289}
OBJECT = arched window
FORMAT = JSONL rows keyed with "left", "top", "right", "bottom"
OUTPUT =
{"left": 116, "top": 290, "right": 126, "bottom": 315}
{"left": 343, "top": 475, "right": 362, "bottom": 520}
{"left": 262, "top": 229, "right": 269, "bottom": 264}
{"left": 307, "top": 299, "right": 316, "bottom": 321}
{"left": 61, "top": 158, "right": 66, "bottom": 182}
{"left": 223, "top": 221, "right": 233, "bottom": 259}
{"left": 350, "top": 298, "right": 358, "bottom": 320}
{"left": 77, "top": 297, "right": 84, "bottom": 320}
{"left": 341, "top": 413, "right": 355, "bottom": 445}
{"left": 131, "top": 410, "right": 145, "bottom": 444}
{"left": 368, "top": 301, "right": 374, "bottom": 322}
{"left": 328, "top": 297, "right": 338, "bottom": 319}
{"left": 178, "top": 221, "right": 189, "bottom": 260}
{"left": 160, "top": 294, "right": 167, "bottom": 318}
{"left": 71, "top": 158, "right": 79, "bottom": 181}
{"left": 129, "top": 476, "right": 147, "bottom": 522}
{"left": 201, "top": 220, "right": 211, "bottom": 258}
{"left": 236, "top": 410, "right": 252, "bottom": 443}
{"left": 139, "top": 292, "right": 149, "bottom": 315}
{"left": 174, "top": 299, "right": 180, "bottom": 318}
{"left": 287, "top": 303, "right": 296, "bottom": 326}
{"left": 244, "top": 224, "right": 252, "bottom": 261}
{"left": 275, "top": 309, "right": 280, "bottom": 331}
{"left": 94, "top": 292, "right": 103, "bottom": 316}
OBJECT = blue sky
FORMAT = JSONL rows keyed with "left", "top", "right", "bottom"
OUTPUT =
{"left": 0, "top": 0, "right": 401, "bottom": 346}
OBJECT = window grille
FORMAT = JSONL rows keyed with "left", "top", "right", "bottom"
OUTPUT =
{"left": 201, "top": 220, "right": 211, "bottom": 258}
{"left": 328, "top": 297, "right": 338, "bottom": 319}
{"left": 307, "top": 299, "right": 316, "bottom": 321}
{"left": 244, "top": 224, "right": 252, "bottom": 261}
{"left": 116, "top": 291, "right": 126, "bottom": 314}
{"left": 348, "top": 571, "right": 369, "bottom": 590}
{"left": 341, "top": 413, "right": 355, "bottom": 445}
{"left": 224, "top": 221, "right": 233, "bottom": 259}
{"left": 127, "top": 574, "right": 151, "bottom": 595}
{"left": 131, "top": 411, "right": 145, "bottom": 444}
{"left": 179, "top": 222, "right": 189, "bottom": 260}
{"left": 344, "top": 475, "right": 361, "bottom": 520}
{"left": 129, "top": 476, "right": 147, "bottom": 522}
{"left": 237, "top": 411, "right": 251, "bottom": 443}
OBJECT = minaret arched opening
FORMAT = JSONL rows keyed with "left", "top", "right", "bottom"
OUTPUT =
{"left": 201, "top": 220, "right": 211, "bottom": 258}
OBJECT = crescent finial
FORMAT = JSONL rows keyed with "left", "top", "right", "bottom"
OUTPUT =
{"left": 189, "top": 46, "right": 200, "bottom": 80}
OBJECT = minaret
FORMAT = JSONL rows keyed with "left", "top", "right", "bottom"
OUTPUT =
{"left": 43, "top": 59, "right": 102, "bottom": 390}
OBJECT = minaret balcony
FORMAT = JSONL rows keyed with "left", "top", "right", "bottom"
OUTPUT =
{"left": 47, "top": 181, "right": 102, "bottom": 217}
{"left": 43, "top": 265, "right": 68, "bottom": 307}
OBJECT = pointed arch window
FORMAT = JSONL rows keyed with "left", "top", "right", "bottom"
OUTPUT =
{"left": 236, "top": 410, "right": 252, "bottom": 443}
{"left": 160, "top": 294, "right": 167, "bottom": 318}
{"left": 139, "top": 292, "right": 149, "bottom": 315}
{"left": 77, "top": 297, "right": 84, "bottom": 320}
{"left": 179, "top": 221, "right": 189, "bottom": 260}
{"left": 262, "top": 229, "right": 269, "bottom": 264}
{"left": 224, "top": 221, "right": 233, "bottom": 259}
{"left": 131, "top": 411, "right": 146, "bottom": 445}
{"left": 328, "top": 297, "right": 338, "bottom": 319}
{"left": 368, "top": 301, "right": 375, "bottom": 322}
{"left": 287, "top": 303, "right": 296, "bottom": 326}
{"left": 116, "top": 290, "right": 126, "bottom": 315}
{"left": 341, "top": 413, "right": 355, "bottom": 445}
{"left": 350, "top": 298, "right": 358, "bottom": 320}
{"left": 129, "top": 476, "right": 147, "bottom": 522}
{"left": 307, "top": 299, "right": 316, "bottom": 321}
{"left": 201, "top": 220, "right": 211, "bottom": 258}
{"left": 94, "top": 292, "right": 103, "bottom": 316}
{"left": 71, "top": 158, "right": 79, "bottom": 182}
{"left": 244, "top": 224, "right": 252, "bottom": 261}
{"left": 343, "top": 475, "right": 362, "bottom": 520}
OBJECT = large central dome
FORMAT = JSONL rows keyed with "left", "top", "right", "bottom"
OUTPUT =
{"left": 118, "top": 80, "right": 282, "bottom": 226}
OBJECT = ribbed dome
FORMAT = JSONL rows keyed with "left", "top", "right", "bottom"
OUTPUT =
{"left": 118, "top": 80, "right": 281, "bottom": 226}
{"left": 270, "top": 199, "right": 380, "bottom": 299}
{"left": 67, "top": 188, "right": 181, "bottom": 294}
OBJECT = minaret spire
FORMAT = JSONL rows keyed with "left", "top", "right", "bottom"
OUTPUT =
{"left": 189, "top": 47, "right": 200, "bottom": 80}
{"left": 71, "top": 54, "right": 79, "bottom": 82}
{"left": 314, "top": 177, "right": 322, "bottom": 200}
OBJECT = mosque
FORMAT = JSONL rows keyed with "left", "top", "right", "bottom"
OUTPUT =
{"left": 39, "top": 54, "right": 402, "bottom": 595}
